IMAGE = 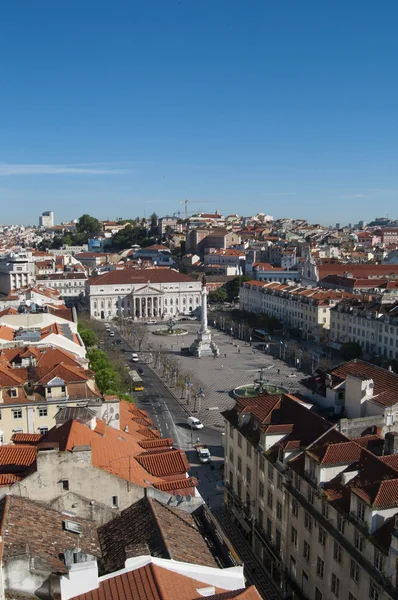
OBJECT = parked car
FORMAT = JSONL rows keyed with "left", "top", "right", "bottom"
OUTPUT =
{"left": 180, "top": 347, "right": 192, "bottom": 356}
{"left": 137, "top": 367, "right": 144, "bottom": 375}
{"left": 194, "top": 443, "right": 211, "bottom": 463}
{"left": 108, "top": 331, "right": 115, "bottom": 337}
{"left": 145, "top": 319, "right": 157, "bottom": 325}
{"left": 187, "top": 416, "right": 204, "bottom": 430}
{"left": 130, "top": 353, "right": 139, "bottom": 363}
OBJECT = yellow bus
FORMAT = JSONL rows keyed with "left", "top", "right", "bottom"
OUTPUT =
{"left": 130, "top": 370, "right": 144, "bottom": 392}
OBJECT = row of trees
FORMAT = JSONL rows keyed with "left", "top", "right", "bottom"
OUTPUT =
{"left": 78, "top": 316, "right": 131, "bottom": 397}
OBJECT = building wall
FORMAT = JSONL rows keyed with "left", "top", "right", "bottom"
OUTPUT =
{"left": 329, "top": 306, "right": 398, "bottom": 361}
{"left": 89, "top": 279, "right": 202, "bottom": 320}
{"left": 223, "top": 419, "right": 394, "bottom": 600}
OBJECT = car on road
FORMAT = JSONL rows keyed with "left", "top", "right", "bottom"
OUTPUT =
{"left": 105, "top": 324, "right": 111, "bottom": 331}
{"left": 145, "top": 319, "right": 157, "bottom": 325}
{"left": 180, "top": 347, "right": 192, "bottom": 355}
{"left": 187, "top": 416, "right": 204, "bottom": 430}
{"left": 194, "top": 443, "right": 211, "bottom": 463}
{"left": 130, "top": 353, "right": 139, "bottom": 363}
{"left": 108, "top": 330, "right": 115, "bottom": 337}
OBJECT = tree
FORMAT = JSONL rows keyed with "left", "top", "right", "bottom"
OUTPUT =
{"left": 150, "top": 212, "right": 158, "bottom": 227}
{"left": 209, "top": 287, "right": 228, "bottom": 303}
{"left": 225, "top": 276, "right": 252, "bottom": 301}
{"left": 340, "top": 342, "right": 363, "bottom": 361}
{"left": 78, "top": 327, "right": 97, "bottom": 348}
{"left": 76, "top": 214, "right": 101, "bottom": 236}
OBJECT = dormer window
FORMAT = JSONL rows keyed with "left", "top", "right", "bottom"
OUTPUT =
{"left": 357, "top": 500, "right": 366, "bottom": 522}
{"left": 9, "top": 389, "right": 17, "bottom": 398}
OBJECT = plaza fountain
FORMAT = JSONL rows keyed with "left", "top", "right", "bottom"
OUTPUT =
{"left": 152, "top": 316, "right": 188, "bottom": 337}
{"left": 233, "top": 367, "right": 286, "bottom": 399}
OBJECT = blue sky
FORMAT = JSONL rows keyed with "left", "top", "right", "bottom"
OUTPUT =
{"left": 1, "top": 0, "right": 397, "bottom": 225}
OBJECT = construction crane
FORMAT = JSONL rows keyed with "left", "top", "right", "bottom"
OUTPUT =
{"left": 179, "top": 199, "right": 215, "bottom": 220}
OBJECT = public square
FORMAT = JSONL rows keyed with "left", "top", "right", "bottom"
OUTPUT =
{"left": 146, "top": 322, "right": 308, "bottom": 428}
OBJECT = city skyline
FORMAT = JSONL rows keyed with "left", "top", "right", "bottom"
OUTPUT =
{"left": 1, "top": 1, "right": 398, "bottom": 224}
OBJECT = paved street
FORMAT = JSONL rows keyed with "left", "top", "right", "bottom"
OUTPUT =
{"left": 144, "top": 322, "right": 308, "bottom": 428}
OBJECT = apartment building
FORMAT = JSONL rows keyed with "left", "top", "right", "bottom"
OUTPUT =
{"left": 0, "top": 252, "right": 36, "bottom": 296}
{"left": 240, "top": 280, "right": 352, "bottom": 342}
{"left": 37, "top": 272, "right": 87, "bottom": 301}
{"left": 223, "top": 391, "right": 398, "bottom": 600}
{"left": 0, "top": 345, "right": 99, "bottom": 442}
{"left": 329, "top": 299, "right": 398, "bottom": 360}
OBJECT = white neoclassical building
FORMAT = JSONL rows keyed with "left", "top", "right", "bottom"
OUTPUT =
{"left": 88, "top": 268, "right": 202, "bottom": 320}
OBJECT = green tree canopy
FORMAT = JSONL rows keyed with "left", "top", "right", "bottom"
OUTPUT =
{"left": 209, "top": 287, "right": 228, "bottom": 303}
{"left": 225, "top": 276, "right": 251, "bottom": 301}
{"left": 150, "top": 212, "right": 158, "bottom": 227}
{"left": 77, "top": 214, "right": 101, "bottom": 236}
{"left": 340, "top": 342, "right": 363, "bottom": 361}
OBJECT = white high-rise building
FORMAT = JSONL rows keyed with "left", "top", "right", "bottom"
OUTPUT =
{"left": 39, "top": 211, "right": 54, "bottom": 228}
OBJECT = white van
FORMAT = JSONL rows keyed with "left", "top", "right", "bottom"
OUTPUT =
{"left": 187, "top": 416, "right": 204, "bottom": 430}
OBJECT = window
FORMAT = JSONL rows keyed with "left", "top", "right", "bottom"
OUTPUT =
{"left": 237, "top": 480, "right": 242, "bottom": 499}
{"left": 246, "top": 492, "right": 251, "bottom": 508}
{"left": 357, "top": 500, "right": 365, "bottom": 522}
{"left": 267, "top": 490, "right": 273, "bottom": 509}
{"left": 308, "top": 487, "right": 315, "bottom": 504}
{"left": 62, "top": 479, "right": 69, "bottom": 491}
{"left": 277, "top": 473, "right": 283, "bottom": 490}
{"left": 304, "top": 511, "right": 312, "bottom": 531}
{"left": 369, "top": 583, "right": 380, "bottom": 600}
{"left": 333, "top": 541, "right": 342, "bottom": 564}
{"left": 0, "top": 410, "right": 2, "bottom": 420}
{"left": 259, "top": 481, "right": 264, "bottom": 498}
{"left": 291, "top": 526, "right": 297, "bottom": 547}
{"left": 315, "top": 589, "right": 323, "bottom": 600}
{"left": 229, "top": 424, "right": 234, "bottom": 439}
{"left": 229, "top": 470, "right": 233, "bottom": 488}
{"left": 275, "top": 528, "right": 281, "bottom": 552}
{"left": 246, "top": 466, "right": 251, "bottom": 485}
{"left": 290, "top": 556, "right": 296, "bottom": 580}
{"left": 348, "top": 594, "right": 357, "bottom": 600}
{"left": 337, "top": 513, "right": 345, "bottom": 534}
{"left": 350, "top": 559, "right": 359, "bottom": 584}
{"left": 268, "top": 462, "right": 274, "bottom": 482}
{"left": 292, "top": 499, "right": 299, "bottom": 518}
{"left": 112, "top": 495, "right": 119, "bottom": 508}
{"left": 259, "top": 454, "right": 264, "bottom": 471}
{"left": 13, "top": 409, "right": 22, "bottom": 419}
{"left": 322, "top": 499, "right": 329, "bottom": 518}
{"left": 9, "top": 388, "right": 17, "bottom": 398}
{"left": 374, "top": 549, "right": 384, "bottom": 572}
{"left": 316, "top": 556, "right": 324, "bottom": 578}
{"left": 238, "top": 434, "right": 242, "bottom": 448}
{"left": 39, "top": 427, "right": 48, "bottom": 435}
{"left": 294, "top": 472, "right": 301, "bottom": 490}
{"left": 303, "top": 541, "right": 311, "bottom": 562}
{"left": 318, "top": 526, "right": 326, "bottom": 546}
{"left": 38, "top": 407, "right": 48, "bottom": 417}
{"left": 237, "top": 456, "right": 242, "bottom": 473}
{"left": 246, "top": 441, "right": 252, "bottom": 458}
{"left": 47, "top": 387, "right": 51, "bottom": 394}
{"left": 258, "top": 507, "right": 263, "bottom": 528}
{"left": 354, "top": 530, "right": 364, "bottom": 552}
{"left": 276, "top": 500, "right": 282, "bottom": 520}
{"left": 266, "top": 518, "right": 272, "bottom": 538}
{"left": 331, "top": 573, "right": 340, "bottom": 598}
{"left": 229, "top": 448, "right": 233, "bottom": 462}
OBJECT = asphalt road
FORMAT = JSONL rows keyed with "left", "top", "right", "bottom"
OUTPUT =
{"left": 106, "top": 327, "right": 225, "bottom": 508}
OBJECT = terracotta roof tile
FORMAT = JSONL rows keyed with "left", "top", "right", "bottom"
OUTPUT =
{"left": 11, "top": 433, "right": 43, "bottom": 445}
{"left": 0, "top": 445, "right": 37, "bottom": 471}
{"left": 0, "top": 495, "right": 100, "bottom": 574}
{"left": 90, "top": 268, "right": 198, "bottom": 287}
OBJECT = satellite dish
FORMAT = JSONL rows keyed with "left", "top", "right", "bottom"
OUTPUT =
{"left": 185, "top": 495, "right": 191, "bottom": 503}
{"left": 109, "top": 407, "right": 114, "bottom": 414}
{"left": 175, "top": 494, "right": 182, "bottom": 502}
{"left": 115, "top": 413, "right": 119, "bottom": 419}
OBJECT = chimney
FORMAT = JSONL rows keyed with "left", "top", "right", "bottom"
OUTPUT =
{"left": 384, "top": 432, "right": 398, "bottom": 455}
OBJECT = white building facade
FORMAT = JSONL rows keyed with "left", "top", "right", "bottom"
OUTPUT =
{"left": 0, "top": 252, "right": 36, "bottom": 296}
{"left": 329, "top": 301, "right": 398, "bottom": 360}
{"left": 89, "top": 268, "right": 202, "bottom": 320}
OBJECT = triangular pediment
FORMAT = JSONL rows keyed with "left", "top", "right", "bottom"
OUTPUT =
{"left": 133, "top": 284, "right": 164, "bottom": 295}
{"left": 46, "top": 376, "right": 66, "bottom": 387}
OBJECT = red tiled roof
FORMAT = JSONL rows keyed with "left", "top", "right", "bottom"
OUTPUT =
{"left": 0, "top": 473, "right": 22, "bottom": 486}
{"left": 89, "top": 268, "right": 198, "bottom": 286}
{"left": 136, "top": 449, "right": 189, "bottom": 477}
{"left": 0, "top": 445, "right": 37, "bottom": 469}
{"left": 11, "top": 433, "right": 43, "bottom": 445}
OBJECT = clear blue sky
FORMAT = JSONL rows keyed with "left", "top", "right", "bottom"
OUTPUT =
{"left": 1, "top": 0, "right": 397, "bottom": 225}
